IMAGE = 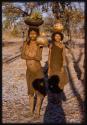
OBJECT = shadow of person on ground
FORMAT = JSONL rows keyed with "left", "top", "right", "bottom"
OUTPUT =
{"left": 43, "top": 75, "right": 67, "bottom": 123}
{"left": 32, "top": 78, "right": 47, "bottom": 97}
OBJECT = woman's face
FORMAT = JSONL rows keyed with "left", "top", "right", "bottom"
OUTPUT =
{"left": 54, "top": 34, "right": 61, "bottom": 43}
{"left": 29, "top": 30, "right": 38, "bottom": 40}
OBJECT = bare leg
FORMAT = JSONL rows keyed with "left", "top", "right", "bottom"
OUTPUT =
{"left": 33, "top": 93, "right": 44, "bottom": 119}
{"left": 29, "top": 94, "right": 35, "bottom": 117}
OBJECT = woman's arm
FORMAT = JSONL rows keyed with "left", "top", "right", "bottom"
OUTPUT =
{"left": 62, "top": 44, "right": 67, "bottom": 66}
{"left": 21, "top": 41, "right": 30, "bottom": 60}
{"left": 48, "top": 44, "right": 52, "bottom": 76}
{"left": 61, "top": 44, "right": 67, "bottom": 72}
{"left": 21, "top": 52, "right": 30, "bottom": 60}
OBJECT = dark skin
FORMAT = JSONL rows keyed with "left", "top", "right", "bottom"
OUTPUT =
{"left": 26, "top": 30, "right": 41, "bottom": 71}
{"left": 48, "top": 33, "right": 68, "bottom": 104}
{"left": 54, "top": 34, "right": 63, "bottom": 48}
{"left": 29, "top": 30, "right": 38, "bottom": 41}
{"left": 29, "top": 30, "right": 43, "bottom": 47}
{"left": 26, "top": 30, "right": 44, "bottom": 118}
{"left": 48, "top": 33, "right": 66, "bottom": 75}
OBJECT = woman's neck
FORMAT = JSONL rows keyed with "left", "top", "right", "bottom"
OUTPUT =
{"left": 27, "top": 40, "right": 36, "bottom": 45}
{"left": 31, "top": 40, "right": 36, "bottom": 42}
{"left": 30, "top": 40, "right": 37, "bottom": 45}
{"left": 54, "top": 41, "right": 62, "bottom": 47}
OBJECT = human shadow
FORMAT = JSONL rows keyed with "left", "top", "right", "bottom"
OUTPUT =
{"left": 32, "top": 78, "right": 47, "bottom": 97}
{"left": 43, "top": 75, "right": 67, "bottom": 123}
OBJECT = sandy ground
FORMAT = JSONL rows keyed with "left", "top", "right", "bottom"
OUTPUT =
{"left": 2, "top": 39, "right": 85, "bottom": 123}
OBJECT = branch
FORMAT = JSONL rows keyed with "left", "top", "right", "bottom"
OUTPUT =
{"left": 11, "top": 5, "right": 28, "bottom": 16}
{"left": 3, "top": 4, "right": 28, "bottom": 17}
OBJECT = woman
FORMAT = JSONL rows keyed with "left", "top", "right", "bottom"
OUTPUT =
{"left": 21, "top": 26, "right": 46, "bottom": 119}
{"left": 48, "top": 32, "right": 68, "bottom": 104}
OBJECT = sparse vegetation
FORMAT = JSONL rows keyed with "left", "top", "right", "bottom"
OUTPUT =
{"left": 2, "top": 2, "right": 84, "bottom": 40}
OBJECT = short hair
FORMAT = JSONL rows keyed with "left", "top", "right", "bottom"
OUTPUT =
{"left": 51, "top": 32, "right": 64, "bottom": 41}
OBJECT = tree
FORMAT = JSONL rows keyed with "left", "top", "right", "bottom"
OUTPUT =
{"left": 2, "top": 2, "right": 84, "bottom": 40}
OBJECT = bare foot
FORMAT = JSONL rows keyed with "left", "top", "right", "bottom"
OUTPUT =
{"left": 28, "top": 112, "right": 33, "bottom": 117}
{"left": 33, "top": 113, "right": 40, "bottom": 120}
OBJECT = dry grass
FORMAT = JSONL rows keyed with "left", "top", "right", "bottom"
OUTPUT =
{"left": 2, "top": 31, "right": 25, "bottom": 42}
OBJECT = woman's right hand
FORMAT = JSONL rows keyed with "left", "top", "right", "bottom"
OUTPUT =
{"left": 48, "top": 67, "right": 51, "bottom": 76}
{"left": 60, "top": 67, "right": 64, "bottom": 73}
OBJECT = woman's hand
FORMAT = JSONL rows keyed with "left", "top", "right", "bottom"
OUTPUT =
{"left": 60, "top": 67, "right": 64, "bottom": 73}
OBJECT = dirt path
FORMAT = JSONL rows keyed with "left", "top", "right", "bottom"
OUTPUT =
{"left": 2, "top": 41, "right": 85, "bottom": 123}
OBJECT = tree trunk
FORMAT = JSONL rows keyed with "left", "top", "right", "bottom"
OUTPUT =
{"left": 52, "top": 2, "right": 60, "bottom": 19}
